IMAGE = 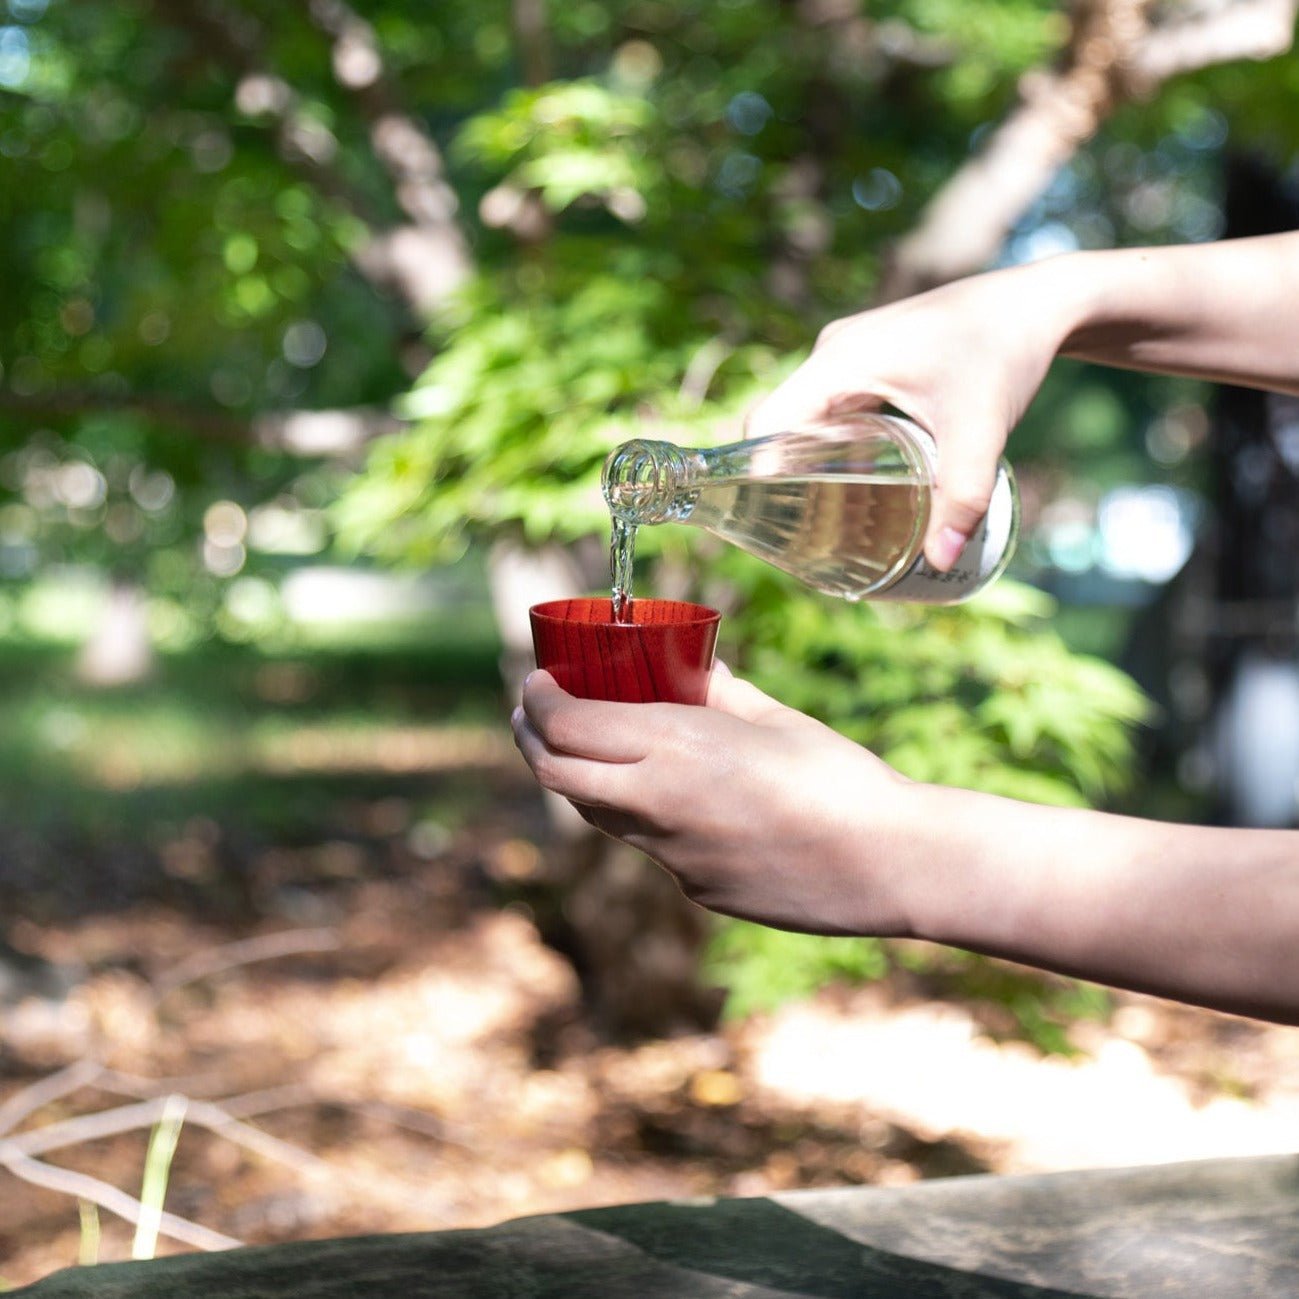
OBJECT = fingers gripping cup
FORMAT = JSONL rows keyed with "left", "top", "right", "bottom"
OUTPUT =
{"left": 529, "top": 598, "right": 721, "bottom": 705}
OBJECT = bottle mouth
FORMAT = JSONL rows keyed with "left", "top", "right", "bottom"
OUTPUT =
{"left": 602, "top": 439, "right": 674, "bottom": 524}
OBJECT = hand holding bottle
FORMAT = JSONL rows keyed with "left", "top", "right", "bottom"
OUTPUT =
{"left": 746, "top": 234, "right": 1299, "bottom": 571}
{"left": 603, "top": 419, "right": 1018, "bottom": 603}
{"left": 744, "top": 263, "right": 1075, "bottom": 571}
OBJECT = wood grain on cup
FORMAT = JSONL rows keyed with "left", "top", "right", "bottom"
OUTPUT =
{"left": 530, "top": 598, "right": 721, "bottom": 704}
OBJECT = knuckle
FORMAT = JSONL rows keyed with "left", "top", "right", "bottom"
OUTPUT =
{"left": 538, "top": 710, "right": 581, "bottom": 754}
{"left": 814, "top": 321, "right": 843, "bottom": 350}
{"left": 815, "top": 313, "right": 860, "bottom": 350}
{"left": 529, "top": 747, "right": 565, "bottom": 792}
{"left": 646, "top": 704, "right": 692, "bottom": 749}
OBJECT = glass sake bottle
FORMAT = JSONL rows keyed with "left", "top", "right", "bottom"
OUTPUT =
{"left": 602, "top": 414, "right": 1019, "bottom": 604}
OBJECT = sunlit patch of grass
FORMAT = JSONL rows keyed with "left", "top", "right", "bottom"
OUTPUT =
{"left": 0, "top": 622, "right": 508, "bottom": 841}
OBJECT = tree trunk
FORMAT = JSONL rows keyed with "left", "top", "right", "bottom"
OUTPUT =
{"left": 511, "top": 0, "right": 551, "bottom": 87}
{"left": 561, "top": 834, "right": 723, "bottom": 1039}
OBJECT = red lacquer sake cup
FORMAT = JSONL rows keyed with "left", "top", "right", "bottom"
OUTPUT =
{"left": 529, "top": 598, "right": 721, "bottom": 705}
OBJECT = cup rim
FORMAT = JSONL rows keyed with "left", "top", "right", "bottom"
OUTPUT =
{"left": 529, "top": 596, "right": 721, "bottom": 628}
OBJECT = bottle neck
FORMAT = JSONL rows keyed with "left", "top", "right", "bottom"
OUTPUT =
{"left": 602, "top": 416, "right": 937, "bottom": 524}
{"left": 602, "top": 439, "right": 704, "bottom": 525}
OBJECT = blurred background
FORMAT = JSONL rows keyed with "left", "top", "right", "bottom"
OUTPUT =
{"left": 1, "top": 0, "right": 1298, "bottom": 1283}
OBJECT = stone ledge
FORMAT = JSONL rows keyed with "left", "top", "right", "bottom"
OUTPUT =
{"left": 15, "top": 1154, "right": 1299, "bottom": 1297}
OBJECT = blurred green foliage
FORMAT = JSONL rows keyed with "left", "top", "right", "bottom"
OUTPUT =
{"left": 705, "top": 924, "right": 890, "bottom": 1022}
{"left": 0, "top": 0, "right": 1295, "bottom": 1043}
{"left": 734, "top": 572, "right": 1148, "bottom": 805}
{"left": 705, "top": 924, "right": 1114, "bottom": 1056}
{"left": 333, "top": 264, "right": 784, "bottom": 559}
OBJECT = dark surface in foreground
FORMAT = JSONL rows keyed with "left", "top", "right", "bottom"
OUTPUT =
{"left": 16, "top": 1155, "right": 1299, "bottom": 1298}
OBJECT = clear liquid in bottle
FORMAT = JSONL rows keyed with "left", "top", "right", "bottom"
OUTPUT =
{"left": 602, "top": 418, "right": 1018, "bottom": 604}
{"left": 682, "top": 471, "right": 925, "bottom": 601}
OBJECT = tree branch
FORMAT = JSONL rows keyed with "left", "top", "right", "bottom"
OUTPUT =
{"left": 881, "top": 0, "right": 1152, "bottom": 299}
{"left": 0, "top": 1148, "right": 242, "bottom": 1251}
{"left": 298, "top": 0, "right": 474, "bottom": 316}
{"left": 511, "top": 0, "right": 552, "bottom": 86}
{"left": 257, "top": 407, "right": 405, "bottom": 456}
{"left": 0, "top": 1060, "right": 103, "bottom": 1138}
{"left": 879, "top": 0, "right": 1298, "bottom": 300}
{"left": 4, "top": 1092, "right": 331, "bottom": 1179}
{"left": 0, "top": 391, "right": 403, "bottom": 457}
{"left": 149, "top": 0, "right": 472, "bottom": 322}
{"left": 1126, "top": 0, "right": 1299, "bottom": 89}
{"left": 1, "top": 389, "right": 247, "bottom": 443}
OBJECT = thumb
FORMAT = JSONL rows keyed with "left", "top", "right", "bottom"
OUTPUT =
{"left": 924, "top": 429, "right": 1002, "bottom": 571}
{"left": 706, "top": 663, "right": 788, "bottom": 724}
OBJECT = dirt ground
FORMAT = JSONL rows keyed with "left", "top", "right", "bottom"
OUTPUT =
{"left": 3, "top": 746, "right": 1299, "bottom": 1289}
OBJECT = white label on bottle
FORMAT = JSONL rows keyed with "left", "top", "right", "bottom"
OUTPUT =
{"left": 874, "top": 428, "right": 1017, "bottom": 604}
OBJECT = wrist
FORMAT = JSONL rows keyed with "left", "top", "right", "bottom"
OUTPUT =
{"left": 899, "top": 784, "right": 1053, "bottom": 953}
{"left": 1009, "top": 251, "right": 1109, "bottom": 355}
{"left": 887, "top": 781, "right": 992, "bottom": 943}
{"left": 1053, "top": 245, "right": 1180, "bottom": 360}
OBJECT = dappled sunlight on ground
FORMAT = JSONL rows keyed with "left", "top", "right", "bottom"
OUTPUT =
{"left": 7, "top": 839, "right": 1299, "bottom": 1288}
{"left": 72, "top": 722, "right": 515, "bottom": 791}
{"left": 747, "top": 987, "right": 1299, "bottom": 1172}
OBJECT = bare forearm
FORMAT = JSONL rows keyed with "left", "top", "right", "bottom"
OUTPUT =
{"left": 1048, "top": 234, "right": 1299, "bottom": 395}
{"left": 899, "top": 786, "right": 1299, "bottom": 1023}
